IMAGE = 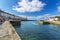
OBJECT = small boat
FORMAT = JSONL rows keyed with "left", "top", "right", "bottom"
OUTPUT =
{"left": 32, "top": 23, "right": 38, "bottom": 25}
{"left": 38, "top": 20, "right": 44, "bottom": 24}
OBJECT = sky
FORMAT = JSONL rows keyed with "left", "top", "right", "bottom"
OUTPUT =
{"left": 0, "top": 0, "right": 60, "bottom": 20}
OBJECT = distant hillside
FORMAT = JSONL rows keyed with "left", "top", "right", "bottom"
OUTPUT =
{"left": 55, "top": 16, "right": 60, "bottom": 21}
{"left": 55, "top": 16, "right": 60, "bottom": 18}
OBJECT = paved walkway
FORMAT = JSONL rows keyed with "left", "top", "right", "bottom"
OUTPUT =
{"left": 0, "top": 21, "right": 21, "bottom": 40}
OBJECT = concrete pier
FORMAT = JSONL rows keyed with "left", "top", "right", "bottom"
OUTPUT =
{"left": 0, "top": 21, "right": 21, "bottom": 40}
{"left": 48, "top": 21, "right": 60, "bottom": 25}
{"left": 39, "top": 20, "right": 60, "bottom": 25}
{"left": 39, "top": 21, "right": 50, "bottom": 24}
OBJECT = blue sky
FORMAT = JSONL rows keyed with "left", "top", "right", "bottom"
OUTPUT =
{"left": 0, "top": 0, "right": 60, "bottom": 20}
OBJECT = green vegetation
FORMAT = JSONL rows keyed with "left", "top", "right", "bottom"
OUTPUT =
{"left": 55, "top": 16, "right": 60, "bottom": 18}
{"left": 55, "top": 16, "right": 60, "bottom": 21}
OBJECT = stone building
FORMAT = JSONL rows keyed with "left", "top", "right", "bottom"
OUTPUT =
{"left": 0, "top": 10, "right": 27, "bottom": 21}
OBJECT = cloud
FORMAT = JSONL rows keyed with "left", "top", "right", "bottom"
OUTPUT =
{"left": 58, "top": 6, "right": 60, "bottom": 12}
{"left": 18, "top": 14, "right": 53, "bottom": 20}
{"left": 13, "top": 0, "right": 46, "bottom": 12}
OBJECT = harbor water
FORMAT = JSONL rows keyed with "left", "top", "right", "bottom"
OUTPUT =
{"left": 14, "top": 21, "right": 60, "bottom": 40}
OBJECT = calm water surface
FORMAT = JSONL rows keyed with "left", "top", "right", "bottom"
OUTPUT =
{"left": 14, "top": 21, "right": 60, "bottom": 40}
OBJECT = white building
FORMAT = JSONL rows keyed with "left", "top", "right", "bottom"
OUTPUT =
{"left": 48, "top": 17, "right": 58, "bottom": 21}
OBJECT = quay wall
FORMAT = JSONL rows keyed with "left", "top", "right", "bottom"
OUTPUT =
{"left": 49, "top": 21, "right": 60, "bottom": 25}
{"left": 0, "top": 21, "right": 21, "bottom": 40}
{"left": 10, "top": 21, "right": 21, "bottom": 26}
{"left": 39, "top": 20, "right": 60, "bottom": 25}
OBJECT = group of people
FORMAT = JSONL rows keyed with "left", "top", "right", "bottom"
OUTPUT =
{"left": 0, "top": 17, "right": 5, "bottom": 24}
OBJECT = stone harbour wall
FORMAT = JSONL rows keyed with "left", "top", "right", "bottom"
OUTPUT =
{"left": 49, "top": 21, "right": 60, "bottom": 25}
{"left": 0, "top": 21, "right": 21, "bottom": 40}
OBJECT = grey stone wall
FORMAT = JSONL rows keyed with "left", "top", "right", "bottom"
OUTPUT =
{"left": 0, "top": 21, "right": 21, "bottom": 40}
